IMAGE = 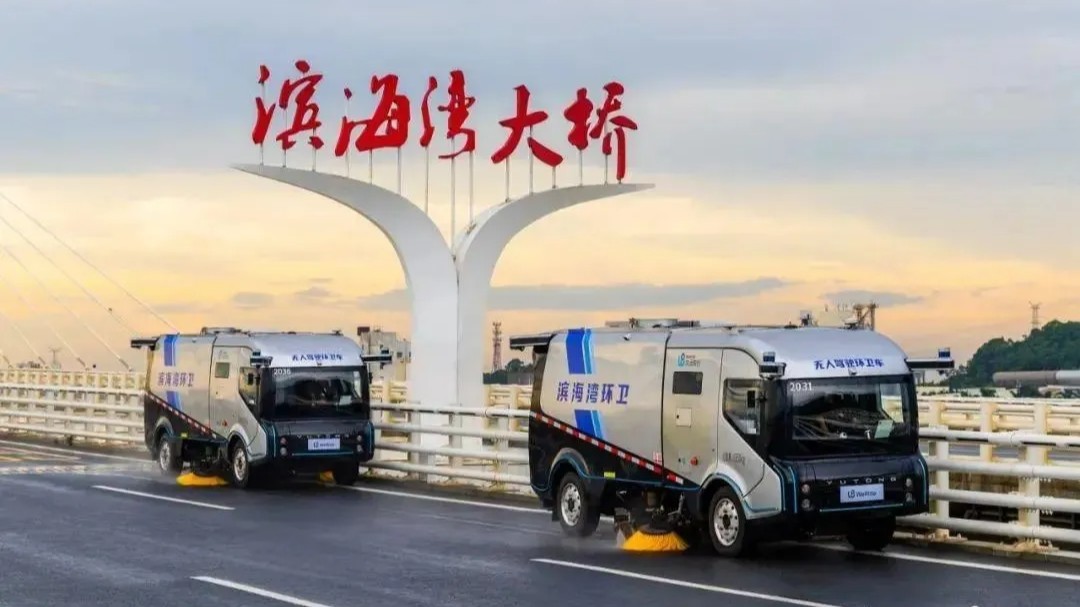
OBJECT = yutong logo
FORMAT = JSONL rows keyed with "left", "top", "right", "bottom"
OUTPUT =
{"left": 291, "top": 353, "right": 344, "bottom": 362}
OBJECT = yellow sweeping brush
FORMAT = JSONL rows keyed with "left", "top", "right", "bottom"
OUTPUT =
{"left": 318, "top": 471, "right": 335, "bottom": 483}
{"left": 176, "top": 472, "right": 228, "bottom": 487}
{"left": 620, "top": 523, "right": 689, "bottom": 553}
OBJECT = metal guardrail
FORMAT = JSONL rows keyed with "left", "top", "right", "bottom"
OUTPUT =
{"left": 3, "top": 371, "right": 1080, "bottom": 551}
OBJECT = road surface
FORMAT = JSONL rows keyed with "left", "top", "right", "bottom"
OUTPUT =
{"left": 0, "top": 438, "right": 1077, "bottom": 607}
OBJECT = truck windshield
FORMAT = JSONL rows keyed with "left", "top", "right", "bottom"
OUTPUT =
{"left": 265, "top": 367, "right": 368, "bottom": 419}
{"left": 778, "top": 376, "right": 916, "bottom": 457}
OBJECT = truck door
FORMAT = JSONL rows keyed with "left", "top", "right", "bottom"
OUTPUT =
{"left": 717, "top": 349, "right": 766, "bottom": 498}
{"left": 210, "top": 346, "right": 257, "bottom": 443}
{"left": 662, "top": 349, "right": 722, "bottom": 486}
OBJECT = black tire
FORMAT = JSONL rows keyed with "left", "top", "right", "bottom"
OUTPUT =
{"left": 155, "top": 432, "right": 183, "bottom": 477}
{"left": 846, "top": 516, "right": 896, "bottom": 551}
{"left": 227, "top": 441, "right": 252, "bottom": 489}
{"left": 707, "top": 487, "right": 755, "bottom": 557}
{"left": 331, "top": 462, "right": 360, "bottom": 486}
{"left": 555, "top": 471, "right": 600, "bottom": 537}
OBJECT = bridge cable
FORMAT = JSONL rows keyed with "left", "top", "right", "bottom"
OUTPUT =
{"left": 0, "top": 191, "right": 178, "bottom": 332}
{"left": 0, "top": 211, "right": 138, "bottom": 335}
{"left": 0, "top": 266, "right": 84, "bottom": 368}
{"left": 0, "top": 300, "right": 47, "bottom": 367}
{"left": 0, "top": 240, "right": 130, "bottom": 370}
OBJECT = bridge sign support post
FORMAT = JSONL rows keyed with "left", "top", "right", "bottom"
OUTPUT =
{"left": 234, "top": 165, "right": 652, "bottom": 463}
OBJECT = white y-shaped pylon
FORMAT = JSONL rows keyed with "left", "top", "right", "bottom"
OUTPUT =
{"left": 234, "top": 164, "right": 653, "bottom": 429}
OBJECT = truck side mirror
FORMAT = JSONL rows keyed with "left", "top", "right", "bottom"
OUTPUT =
{"left": 747, "top": 390, "right": 757, "bottom": 409}
{"left": 246, "top": 372, "right": 255, "bottom": 386}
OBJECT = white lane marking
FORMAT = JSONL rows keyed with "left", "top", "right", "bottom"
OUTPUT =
{"left": 92, "top": 485, "right": 234, "bottom": 511}
{"left": 417, "top": 513, "right": 562, "bottom": 536}
{"left": 337, "top": 484, "right": 546, "bottom": 513}
{"left": 812, "top": 544, "right": 1080, "bottom": 582}
{"left": 0, "top": 445, "right": 82, "bottom": 461}
{"left": 0, "top": 439, "right": 148, "bottom": 463}
{"left": 532, "top": 558, "right": 843, "bottom": 607}
{"left": 193, "top": 576, "right": 333, "bottom": 607}
{"left": 341, "top": 485, "right": 1080, "bottom": 581}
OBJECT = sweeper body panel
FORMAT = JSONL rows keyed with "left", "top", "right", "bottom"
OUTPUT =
{"left": 131, "top": 328, "right": 388, "bottom": 488}
{"left": 513, "top": 318, "right": 952, "bottom": 556}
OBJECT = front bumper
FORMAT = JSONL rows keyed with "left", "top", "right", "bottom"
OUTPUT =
{"left": 263, "top": 420, "right": 375, "bottom": 466}
{"left": 772, "top": 453, "right": 929, "bottom": 529}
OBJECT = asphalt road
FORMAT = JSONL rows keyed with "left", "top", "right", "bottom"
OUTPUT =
{"left": 1, "top": 439, "right": 1079, "bottom": 607}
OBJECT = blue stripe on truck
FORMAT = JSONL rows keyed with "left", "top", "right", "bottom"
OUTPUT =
{"left": 573, "top": 409, "right": 605, "bottom": 440}
{"left": 589, "top": 410, "right": 604, "bottom": 440}
{"left": 166, "top": 390, "right": 182, "bottom": 411}
{"left": 573, "top": 409, "right": 596, "bottom": 436}
{"left": 163, "top": 334, "right": 178, "bottom": 367}
{"left": 565, "top": 328, "right": 594, "bottom": 375}
{"left": 566, "top": 329, "right": 585, "bottom": 374}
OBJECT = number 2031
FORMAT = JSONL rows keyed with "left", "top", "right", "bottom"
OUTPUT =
{"left": 788, "top": 381, "right": 813, "bottom": 392}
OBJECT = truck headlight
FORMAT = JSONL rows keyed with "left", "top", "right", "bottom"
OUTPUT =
{"left": 801, "top": 483, "right": 810, "bottom": 495}
{"left": 905, "top": 477, "right": 914, "bottom": 489}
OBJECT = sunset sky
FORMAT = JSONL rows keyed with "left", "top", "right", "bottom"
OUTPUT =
{"left": 0, "top": 0, "right": 1077, "bottom": 373}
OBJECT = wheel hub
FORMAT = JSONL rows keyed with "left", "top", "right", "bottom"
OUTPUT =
{"left": 713, "top": 498, "right": 740, "bottom": 546}
{"left": 233, "top": 448, "right": 247, "bottom": 480}
{"left": 560, "top": 483, "right": 581, "bottom": 526}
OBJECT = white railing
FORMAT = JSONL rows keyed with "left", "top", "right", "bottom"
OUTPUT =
{"left": 3, "top": 370, "right": 1080, "bottom": 551}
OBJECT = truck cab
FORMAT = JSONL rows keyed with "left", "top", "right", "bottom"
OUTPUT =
{"left": 131, "top": 327, "right": 390, "bottom": 488}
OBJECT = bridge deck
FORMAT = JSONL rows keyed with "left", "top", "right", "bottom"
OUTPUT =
{"left": 0, "top": 439, "right": 1077, "bottom": 607}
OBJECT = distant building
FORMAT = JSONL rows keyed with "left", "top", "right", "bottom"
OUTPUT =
{"left": 356, "top": 326, "right": 411, "bottom": 383}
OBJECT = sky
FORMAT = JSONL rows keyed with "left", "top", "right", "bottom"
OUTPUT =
{"left": 0, "top": 0, "right": 1077, "bottom": 373}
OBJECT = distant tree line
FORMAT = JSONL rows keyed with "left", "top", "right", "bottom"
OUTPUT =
{"left": 483, "top": 357, "right": 534, "bottom": 385}
{"left": 948, "top": 320, "right": 1080, "bottom": 394}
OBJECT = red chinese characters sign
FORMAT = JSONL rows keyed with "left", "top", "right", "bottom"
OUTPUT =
{"left": 251, "top": 61, "right": 637, "bottom": 181}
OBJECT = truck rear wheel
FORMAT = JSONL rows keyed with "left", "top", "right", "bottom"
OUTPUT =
{"left": 556, "top": 471, "right": 600, "bottom": 537}
{"left": 156, "top": 432, "right": 183, "bottom": 477}
{"left": 707, "top": 487, "right": 754, "bottom": 557}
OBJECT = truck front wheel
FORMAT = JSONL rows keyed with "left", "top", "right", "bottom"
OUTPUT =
{"left": 227, "top": 442, "right": 252, "bottom": 489}
{"left": 707, "top": 487, "right": 754, "bottom": 557}
{"left": 331, "top": 462, "right": 360, "bottom": 486}
{"left": 846, "top": 516, "right": 895, "bottom": 551}
{"left": 556, "top": 471, "right": 600, "bottom": 537}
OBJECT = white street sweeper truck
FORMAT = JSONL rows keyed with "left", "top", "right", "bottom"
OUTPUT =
{"left": 131, "top": 327, "right": 391, "bottom": 488}
{"left": 510, "top": 317, "right": 952, "bottom": 556}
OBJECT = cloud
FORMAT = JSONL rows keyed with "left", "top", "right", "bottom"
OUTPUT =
{"left": 152, "top": 301, "right": 214, "bottom": 314}
{"left": 821, "top": 290, "right": 924, "bottom": 307}
{"left": 230, "top": 291, "right": 274, "bottom": 309}
{"left": 357, "top": 278, "right": 788, "bottom": 311}
{"left": 293, "top": 286, "right": 334, "bottom": 300}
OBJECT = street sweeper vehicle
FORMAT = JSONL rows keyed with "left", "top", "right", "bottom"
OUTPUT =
{"left": 130, "top": 328, "right": 391, "bottom": 488}
{"left": 510, "top": 318, "right": 952, "bottom": 556}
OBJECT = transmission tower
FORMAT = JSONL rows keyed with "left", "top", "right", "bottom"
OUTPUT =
{"left": 491, "top": 321, "right": 503, "bottom": 372}
{"left": 851, "top": 302, "right": 878, "bottom": 330}
{"left": 1029, "top": 302, "right": 1041, "bottom": 334}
